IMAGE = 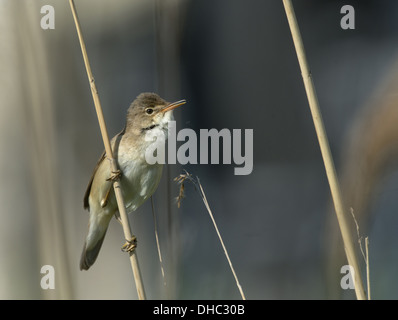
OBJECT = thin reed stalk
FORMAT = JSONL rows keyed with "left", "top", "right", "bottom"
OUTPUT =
{"left": 69, "top": 0, "right": 146, "bottom": 299}
{"left": 175, "top": 171, "right": 246, "bottom": 300}
{"left": 153, "top": 0, "right": 185, "bottom": 299}
{"left": 365, "top": 237, "right": 370, "bottom": 300}
{"left": 282, "top": 0, "right": 366, "bottom": 300}
{"left": 151, "top": 196, "right": 167, "bottom": 287}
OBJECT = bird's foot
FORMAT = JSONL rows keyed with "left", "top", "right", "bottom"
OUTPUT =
{"left": 121, "top": 236, "right": 137, "bottom": 253}
{"left": 106, "top": 169, "right": 122, "bottom": 182}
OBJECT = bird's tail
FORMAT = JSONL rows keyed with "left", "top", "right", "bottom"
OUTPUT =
{"left": 80, "top": 216, "right": 111, "bottom": 270}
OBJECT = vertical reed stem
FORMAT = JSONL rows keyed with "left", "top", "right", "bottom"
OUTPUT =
{"left": 282, "top": 0, "right": 366, "bottom": 300}
{"left": 365, "top": 237, "right": 370, "bottom": 300}
{"left": 69, "top": 0, "right": 146, "bottom": 299}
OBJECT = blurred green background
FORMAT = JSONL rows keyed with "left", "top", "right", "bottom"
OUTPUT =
{"left": 2, "top": 0, "right": 398, "bottom": 299}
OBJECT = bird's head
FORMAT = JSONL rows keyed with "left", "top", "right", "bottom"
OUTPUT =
{"left": 126, "top": 92, "right": 186, "bottom": 136}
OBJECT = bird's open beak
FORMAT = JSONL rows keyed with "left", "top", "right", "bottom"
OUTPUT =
{"left": 161, "top": 99, "right": 186, "bottom": 113}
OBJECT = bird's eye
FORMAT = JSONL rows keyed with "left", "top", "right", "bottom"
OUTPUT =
{"left": 146, "top": 108, "right": 154, "bottom": 115}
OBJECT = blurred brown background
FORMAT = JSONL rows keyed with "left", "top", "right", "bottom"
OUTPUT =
{"left": 2, "top": 0, "right": 398, "bottom": 299}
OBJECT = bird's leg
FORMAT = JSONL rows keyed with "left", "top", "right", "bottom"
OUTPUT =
{"left": 106, "top": 169, "right": 122, "bottom": 182}
{"left": 100, "top": 170, "right": 122, "bottom": 208}
{"left": 121, "top": 235, "right": 137, "bottom": 253}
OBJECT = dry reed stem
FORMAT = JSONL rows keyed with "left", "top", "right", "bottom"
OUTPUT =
{"left": 151, "top": 196, "right": 167, "bottom": 287}
{"left": 350, "top": 208, "right": 371, "bottom": 299}
{"left": 175, "top": 171, "right": 246, "bottom": 300}
{"left": 69, "top": 0, "right": 146, "bottom": 299}
{"left": 350, "top": 208, "right": 366, "bottom": 262}
{"left": 282, "top": 0, "right": 366, "bottom": 299}
{"left": 365, "top": 237, "right": 370, "bottom": 300}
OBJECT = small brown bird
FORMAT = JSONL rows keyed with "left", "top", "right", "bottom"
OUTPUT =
{"left": 80, "top": 92, "right": 185, "bottom": 270}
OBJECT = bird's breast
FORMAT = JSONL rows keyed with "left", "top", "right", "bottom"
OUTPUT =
{"left": 118, "top": 155, "right": 163, "bottom": 212}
